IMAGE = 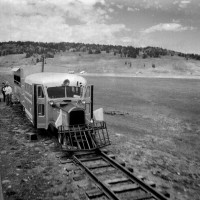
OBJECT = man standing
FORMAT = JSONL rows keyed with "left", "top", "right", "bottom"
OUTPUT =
{"left": 5, "top": 82, "right": 12, "bottom": 106}
{"left": 1, "top": 82, "right": 6, "bottom": 102}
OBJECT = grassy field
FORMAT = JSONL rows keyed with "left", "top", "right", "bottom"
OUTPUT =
{"left": 88, "top": 76, "right": 200, "bottom": 119}
{"left": 87, "top": 75, "right": 200, "bottom": 154}
{"left": 85, "top": 76, "right": 200, "bottom": 200}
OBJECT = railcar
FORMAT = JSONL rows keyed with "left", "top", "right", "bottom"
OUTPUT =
{"left": 13, "top": 66, "right": 110, "bottom": 151}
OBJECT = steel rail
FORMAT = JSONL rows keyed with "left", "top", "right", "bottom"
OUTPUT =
{"left": 0, "top": 173, "right": 4, "bottom": 200}
{"left": 73, "top": 154, "right": 120, "bottom": 200}
{"left": 99, "top": 150, "right": 168, "bottom": 200}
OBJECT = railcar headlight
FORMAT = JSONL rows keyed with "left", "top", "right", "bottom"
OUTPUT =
{"left": 81, "top": 100, "right": 86, "bottom": 105}
{"left": 76, "top": 100, "right": 86, "bottom": 107}
{"left": 49, "top": 100, "right": 55, "bottom": 107}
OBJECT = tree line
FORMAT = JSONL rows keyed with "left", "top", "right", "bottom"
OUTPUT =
{"left": 0, "top": 41, "right": 200, "bottom": 60}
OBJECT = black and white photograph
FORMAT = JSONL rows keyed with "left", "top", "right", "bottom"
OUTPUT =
{"left": 0, "top": 0, "right": 200, "bottom": 200}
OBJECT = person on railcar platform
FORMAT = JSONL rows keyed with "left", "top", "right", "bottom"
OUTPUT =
{"left": 4, "top": 82, "right": 13, "bottom": 106}
{"left": 1, "top": 82, "right": 6, "bottom": 102}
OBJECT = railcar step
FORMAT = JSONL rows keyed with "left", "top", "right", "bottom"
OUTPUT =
{"left": 110, "top": 183, "right": 139, "bottom": 193}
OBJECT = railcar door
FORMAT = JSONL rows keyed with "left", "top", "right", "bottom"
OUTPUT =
{"left": 34, "top": 84, "right": 46, "bottom": 128}
{"left": 84, "top": 85, "right": 93, "bottom": 122}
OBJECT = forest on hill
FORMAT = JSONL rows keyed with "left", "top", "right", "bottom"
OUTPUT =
{"left": 0, "top": 41, "right": 200, "bottom": 61}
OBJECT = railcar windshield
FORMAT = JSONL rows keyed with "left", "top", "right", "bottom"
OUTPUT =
{"left": 47, "top": 86, "right": 81, "bottom": 99}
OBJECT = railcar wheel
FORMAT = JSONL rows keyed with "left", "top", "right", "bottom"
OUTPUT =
{"left": 58, "top": 132, "right": 63, "bottom": 144}
{"left": 63, "top": 135, "right": 68, "bottom": 146}
{"left": 62, "top": 135, "right": 69, "bottom": 150}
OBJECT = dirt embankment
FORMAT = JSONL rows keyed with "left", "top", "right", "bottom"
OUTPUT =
{"left": 0, "top": 103, "right": 90, "bottom": 200}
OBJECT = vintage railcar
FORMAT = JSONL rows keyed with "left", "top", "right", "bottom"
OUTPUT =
{"left": 13, "top": 66, "right": 110, "bottom": 151}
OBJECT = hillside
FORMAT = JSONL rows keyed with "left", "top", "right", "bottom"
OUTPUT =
{"left": 0, "top": 51, "right": 200, "bottom": 78}
{"left": 1, "top": 41, "right": 200, "bottom": 78}
{"left": 1, "top": 41, "right": 200, "bottom": 61}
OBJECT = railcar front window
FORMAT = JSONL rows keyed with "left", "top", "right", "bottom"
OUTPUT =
{"left": 47, "top": 86, "right": 82, "bottom": 99}
{"left": 67, "top": 86, "right": 81, "bottom": 97}
{"left": 47, "top": 87, "right": 65, "bottom": 98}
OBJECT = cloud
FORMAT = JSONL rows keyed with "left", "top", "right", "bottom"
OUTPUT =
{"left": 180, "top": 0, "right": 191, "bottom": 4}
{"left": 68, "top": 24, "right": 130, "bottom": 44}
{"left": 127, "top": 7, "right": 139, "bottom": 11}
{"left": 108, "top": 8, "right": 114, "bottom": 12}
{"left": 179, "top": 0, "right": 191, "bottom": 8}
{"left": 173, "top": 1, "right": 179, "bottom": 5}
{"left": 0, "top": 0, "right": 108, "bottom": 24}
{"left": 116, "top": 4, "right": 124, "bottom": 9}
{"left": 142, "top": 23, "right": 194, "bottom": 34}
{"left": 50, "top": 0, "right": 108, "bottom": 24}
{"left": 172, "top": 19, "right": 180, "bottom": 23}
{"left": 120, "top": 37, "right": 133, "bottom": 43}
{"left": 77, "top": 0, "right": 105, "bottom": 5}
{"left": 0, "top": 0, "right": 130, "bottom": 44}
{"left": 127, "top": 7, "right": 134, "bottom": 11}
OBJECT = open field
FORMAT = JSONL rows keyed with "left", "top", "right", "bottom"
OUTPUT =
{"left": 85, "top": 76, "right": 200, "bottom": 200}
{"left": 0, "top": 53, "right": 200, "bottom": 199}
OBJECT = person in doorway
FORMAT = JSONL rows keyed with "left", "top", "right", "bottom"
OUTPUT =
{"left": 1, "top": 82, "right": 6, "bottom": 102}
{"left": 4, "top": 82, "right": 13, "bottom": 106}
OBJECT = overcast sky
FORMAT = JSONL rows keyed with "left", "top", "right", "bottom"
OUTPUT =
{"left": 0, "top": 0, "right": 200, "bottom": 54}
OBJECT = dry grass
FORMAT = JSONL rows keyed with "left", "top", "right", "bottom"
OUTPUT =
{"left": 1, "top": 52, "right": 200, "bottom": 77}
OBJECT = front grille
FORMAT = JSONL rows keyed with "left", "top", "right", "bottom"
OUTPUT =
{"left": 69, "top": 110, "right": 85, "bottom": 126}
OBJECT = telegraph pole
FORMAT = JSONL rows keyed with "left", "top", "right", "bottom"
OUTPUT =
{"left": 41, "top": 55, "right": 45, "bottom": 72}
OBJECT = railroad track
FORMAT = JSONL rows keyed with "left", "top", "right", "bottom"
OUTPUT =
{"left": 44, "top": 132, "right": 171, "bottom": 199}
{"left": 72, "top": 150, "right": 169, "bottom": 200}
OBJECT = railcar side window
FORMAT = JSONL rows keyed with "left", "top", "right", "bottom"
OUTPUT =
{"left": 85, "top": 103, "right": 90, "bottom": 114}
{"left": 38, "top": 86, "right": 44, "bottom": 98}
{"left": 85, "top": 86, "right": 90, "bottom": 98}
{"left": 14, "top": 75, "right": 21, "bottom": 86}
{"left": 38, "top": 104, "right": 45, "bottom": 116}
{"left": 25, "top": 83, "right": 32, "bottom": 94}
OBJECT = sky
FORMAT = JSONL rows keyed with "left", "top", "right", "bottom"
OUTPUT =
{"left": 0, "top": 0, "right": 200, "bottom": 54}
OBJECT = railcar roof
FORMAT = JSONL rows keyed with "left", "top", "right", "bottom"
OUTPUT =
{"left": 25, "top": 72, "right": 87, "bottom": 87}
